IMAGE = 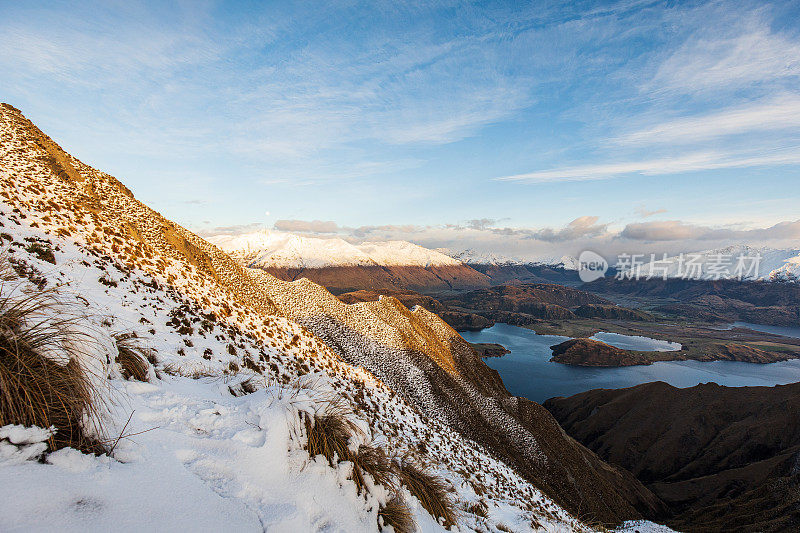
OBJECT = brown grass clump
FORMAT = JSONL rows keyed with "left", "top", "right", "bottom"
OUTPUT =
{"left": 301, "top": 401, "right": 398, "bottom": 497}
{"left": 303, "top": 405, "right": 359, "bottom": 468}
{"left": 296, "top": 393, "right": 454, "bottom": 531}
{"left": 0, "top": 284, "right": 106, "bottom": 453}
{"left": 465, "top": 499, "right": 489, "bottom": 518}
{"left": 378, "top": 496, "right": 416, "bottom": 533}
{"left": 24, "top": 241, "right": 55, "bottom": 264}
{"left": 395, "top": 455, "right": 458, "bottom": 528}
{"left": 113, "top": 332, "right": 155, "bottom": 381}
{"left": 351, "top": 443, "right": 394, "bottom": 493}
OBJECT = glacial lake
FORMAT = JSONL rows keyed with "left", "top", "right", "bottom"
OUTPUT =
{"left": 460, "top": 323, "right": 800, "bottom": 403}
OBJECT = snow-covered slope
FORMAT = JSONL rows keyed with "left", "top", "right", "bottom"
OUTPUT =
{"left": 210, "top": 231, "right": 460, "bottom": 269}
{"left": 442, "top": 248, "right": 580, "bottom": 270}
{"left": 1, "top": 211, "right": 577, "bottom": 532}
{"left": 532, "top": 255, "right": 580, "bottom": 271}
{"left": 0, "top": 103, "right": 670, "bottom": 532}
{"left": 442, "top": 248, "right": 518, "bottom": 266}
{"left": 618, "top": 245, "right": 800, "bottom": 281}
{"left": 357, "top": 240, "right": 460, "bottom": 267}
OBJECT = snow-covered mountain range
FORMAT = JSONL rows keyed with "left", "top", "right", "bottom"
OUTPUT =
{"left": 441, "top": 248, "right": 580, "bottom": 270}
{"left": 618, "top": 245, "right": 800, "bottom": 281}
{"left": 210, "top": 231, "right": 461, "bottom": 269}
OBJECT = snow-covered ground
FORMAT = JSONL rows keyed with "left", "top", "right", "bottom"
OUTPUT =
{"left": 0, "top": 210, "right": 591, "bottom": 532}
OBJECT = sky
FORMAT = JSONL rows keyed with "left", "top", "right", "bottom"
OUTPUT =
{"left": 2, "top": 0, "right": 800, "bottom": 260}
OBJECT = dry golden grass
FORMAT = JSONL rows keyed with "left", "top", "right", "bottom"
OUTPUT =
{"left": 351, "top": 443, "right": 394, "bottom": 493}
{"left": 0, "top": 279, "right": 106, "bottom": 453}
{"left": 394, "top": 454, "right": 458, "bottom": 528}
{"left": 464, "top": 499, "right": 488, "bottom": 518}
{"left": 378, "top": 496, "right": 416, "bottom": 533}
{"left": 303, "top": 404, "right": 360, "bottom": 467}
{"left": 301, "top": 397, "right": 399, "bottom": 498}
{"left": 113, "top": 331, "right": 155, "bottom": 381}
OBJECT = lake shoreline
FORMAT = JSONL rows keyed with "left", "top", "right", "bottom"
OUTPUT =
{"left": 459, "top": 318, "right": 800, "bottom": 367}
{"left": 459, "top": 322, "right": 800, "bottom": 403}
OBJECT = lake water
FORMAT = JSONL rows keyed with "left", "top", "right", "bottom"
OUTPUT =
{"left": 589, "top": 331, "right": 682, "bottom": 351}
{"left": 731, "top": 321, "right": 800, "bottom": 339}
{"left": 460, "top": 323, "right": 800, "bottom": 403}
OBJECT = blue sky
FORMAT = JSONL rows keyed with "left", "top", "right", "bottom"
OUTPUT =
{"left": 2, "top": 0, "right": 800, "bottom": 258}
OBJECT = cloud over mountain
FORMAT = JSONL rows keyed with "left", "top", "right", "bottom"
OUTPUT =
{"left": 204, "top": 216, "right": 800, "bottom": 264}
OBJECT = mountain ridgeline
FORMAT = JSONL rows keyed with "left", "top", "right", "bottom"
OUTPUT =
{"left": 0, "top": 103, "right": 667, "bottom": 527}
{"left": 545, "top": 382, "right": 800, "bottom": 532}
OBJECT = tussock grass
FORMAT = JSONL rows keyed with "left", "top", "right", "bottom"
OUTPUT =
{"left": 113, "top": 331, "right": 155, "bottom": 381}
{"left": 0, "top": 276, "right": 106, "bottom": 453}
{"left": 378, "top": 496, "right": 416, "bottom": 533}
{"left": 294, "top": 386, "right": 459, "bottom": 531}
{"left": 302, "top": 402, "right": 360, "bottom": 468}
{"left": 228, "top": 376, "right": 259, "bottom": 396}
{"left": 301, "top": 398, "right": 395, "bottom": 496}
{"left": 464, "top": 499, "right": 488, "bottom": 518}
{"left": 351, "top": 443, "right": 394, "bottom": 492}
{"left": 394, "top": 454, "right": 458, "bottom": 528}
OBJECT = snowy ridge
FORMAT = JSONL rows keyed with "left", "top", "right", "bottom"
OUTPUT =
{"left": 441, "top": 248, "right": 580, "bottom": 270}
{"left": 210, "top": 231, "right": 461, "bottom": 269}
{"left": 532, "top": 255, "right": 580, "bottom": 271}
{"left": 618, "top": 245, "right": 800, "bottom": 281}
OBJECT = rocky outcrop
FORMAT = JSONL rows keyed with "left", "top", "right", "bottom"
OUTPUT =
{"left": 437, "top": 311, "right": 494, "bottom": 331}
{"left": 544, "top": 381, "right": 800, "bottom": 532}
{"left": 469, "top": 342, "right": 510, "bottom": 357}
{"left": 549, "top": 338, "right": 653, "bottom": 367}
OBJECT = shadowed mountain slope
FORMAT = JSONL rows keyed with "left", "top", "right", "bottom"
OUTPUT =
{"left": 545, "top": 381, "right": 800, "bottom": 532}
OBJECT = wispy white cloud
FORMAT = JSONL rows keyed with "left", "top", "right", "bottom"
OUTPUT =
{"left": 635, "top": 207, "right": 667, "bottom": 218}
{"left": 210, "top": 216, "right": 800, "bottom": 262}
{"left": 646, "top": 16, "right": 800, "bottom": 94}
{"left": 616, "top": 94, "right": 800, "bottom": 145}
{"left": 0, "top": 2, "right": 535, "bottom": 181}
{"left": 620, "top": 219, "right": 800, "bottom": 241}
{"left": 495, "top": 148, "right": 800, "bottom": 183}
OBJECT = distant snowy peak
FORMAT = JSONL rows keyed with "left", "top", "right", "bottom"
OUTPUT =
{"left": 619, "top": 245, "right": 800, "bottom": 281}
{"left": 356, "top": 240, "right": 461, "bottom": 267}
{"left": 209, "top": 231, "right": 461, "bottom": 269}
{"left": 440, "top": 248, "right": 580, "bottom": 270}
{"left": 531, "top": 255, "right": 580, "bottom": 271}
{"left": 208, "top": 232, "right": 373, "bottom": 269}
{"left": 441, "top": 248, "right": 517, "bottom": 265}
